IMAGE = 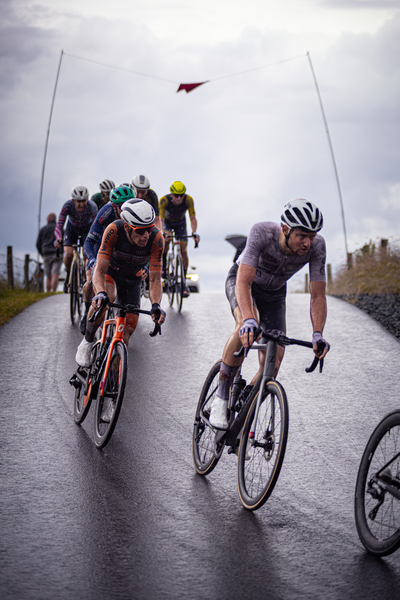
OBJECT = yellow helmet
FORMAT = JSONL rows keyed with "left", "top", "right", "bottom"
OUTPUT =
{"left": 170, "top": 181, "right": 186, "bottom": 195}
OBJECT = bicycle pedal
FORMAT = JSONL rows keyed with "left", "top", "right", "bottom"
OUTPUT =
{"left": 69, "top": 373, "right": 81, "bottom": 389}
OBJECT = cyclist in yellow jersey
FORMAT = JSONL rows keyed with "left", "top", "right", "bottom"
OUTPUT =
{"left": 159, "top": 180, "right": 200, "bottom": 297}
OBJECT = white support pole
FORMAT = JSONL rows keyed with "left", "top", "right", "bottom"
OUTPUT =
{"left": 307, "top": 51, "right": 349, "bottom": 260}
{"left": 38, "top": 50, "right": 64, "bottom": 238}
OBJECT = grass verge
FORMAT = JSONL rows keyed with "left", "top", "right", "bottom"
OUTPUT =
{"left": 0, "top": 287, "right": 56, "bottom": 328}
{"left": 330, "top": 246, "right": 400, "bottom": 296}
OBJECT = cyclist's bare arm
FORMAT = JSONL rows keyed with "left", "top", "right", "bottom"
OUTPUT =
{"left": 190, "top": 215, "right": 198, "bottom": 236}
{"left": 235, "top": 263, "right": 258, "bottom": 347}
{"left": 148, "top": 271, "right": 165, "bottom": 324}
{"left": 309, "top": 280, "right": 328, "bottom": 359}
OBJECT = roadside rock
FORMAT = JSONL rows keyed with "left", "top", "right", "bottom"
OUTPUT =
{"left": 331, "top": 294, "right": 400, "bottom": 340}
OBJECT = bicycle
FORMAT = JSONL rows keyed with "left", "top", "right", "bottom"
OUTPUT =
{"left": 192, "top": 327, "right": 324, "bottom": 511}
{"left": 68, "top": 239, "right": 86, "bottom": 325}
{"left": 69, "top": 301, "right": 161, "bottom": 448}
{"left": 355, "top": 410, "right": 400, "bottom": 556}
{"left": 164, "top": 232, "right": 198, "bottom": 312}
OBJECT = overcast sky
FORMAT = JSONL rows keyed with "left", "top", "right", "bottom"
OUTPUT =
{"left": 1, "top": 0, "right": 400, "bottom": 292}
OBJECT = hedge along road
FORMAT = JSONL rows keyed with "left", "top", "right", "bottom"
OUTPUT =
{"left": 1, "top": 292, "right": 400, "bottom": 600}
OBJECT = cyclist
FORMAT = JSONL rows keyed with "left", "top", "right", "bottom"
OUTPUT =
{"left": 159, "top": 180, "right": 200, "bottom": 297}
{"left": 131, "top": 174, "right": 161, "bottom": 229}
{"left": 54, "top": 186, "right": 98, "bottom": 293}
{"left": 75, "top": 198, "right": 166, "bottom": 368}
{"left": 79, "top": 185, "right": 135, "bottom": 334}
{"left": 209, "top": 199, "right": 331, "bottom": 429}
{"left": 90, "top": 179, "right": 116, "bottom": 211}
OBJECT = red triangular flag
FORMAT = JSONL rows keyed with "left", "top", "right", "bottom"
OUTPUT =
{"left": 176, "top": 82, "right": 209, "bottom": 93}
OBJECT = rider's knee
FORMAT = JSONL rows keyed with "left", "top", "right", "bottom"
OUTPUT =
{"left": 126, "top": 313, "right": 139, "bottom": 331}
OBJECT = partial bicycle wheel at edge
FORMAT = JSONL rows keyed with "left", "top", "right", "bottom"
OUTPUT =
{"left": 192, "top": 360, "right": 223, "bottom": 475}
{"left": 354, "top": 410, "right": 400, "bottom": 556}
{"left": 73, "top": 341, "right": 101, "bottom": 424}
{"left": 93, "top": 341, "right": 127, "bottom": 449}
{"left": 237, "top": 380, "right": 289, "bottom": 511}
{"left": 69, "top": 262, "right": 78, "bottom": 324}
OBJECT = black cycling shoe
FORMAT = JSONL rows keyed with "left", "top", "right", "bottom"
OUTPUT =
{"left": 182, "top": 284, "right": 190, "bottom": 298}
{"left": 63, "top": 278, "right": 69, "bottom": 294}
{"left": 79, "top": 314, "right": 87, "bottom": 335}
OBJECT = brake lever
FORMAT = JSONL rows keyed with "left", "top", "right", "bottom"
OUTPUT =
{"left": 305, "top": 340, "right": 325, "bottom": 373}
{"left": 149, "top": 323, "right": 161, "bottom": 337}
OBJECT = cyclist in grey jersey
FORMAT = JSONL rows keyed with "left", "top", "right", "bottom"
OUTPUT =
{"left": 209, "top": 199, "right": 330, "bottom": 430}
{"left": 237, "top": 221, "right": 326, "bottom": 289}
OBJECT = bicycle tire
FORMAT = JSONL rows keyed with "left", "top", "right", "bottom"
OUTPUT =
{"left": 237, "top": 380, "right": 289, "bottom": 511}
{"left": 69, "top": 262, "right": 78, "bottom": 324}
{"left": 175, "top": 254, "right": 184, "bottom": 312}
{"left": 192, "top": 360, "right": 224, "bottom": 475}
{"left": 73, "top": 341, "right": 101, "bottom": 424}
{"left": 167, "top": 254, "right": 175, "bottom": 307}
{"left": 355, "top": 410, "right": 400, "bottom": 556}
{"left": 93, "top": 340, "right": 127, "bottom": 449}
{"left": 77, "top": 258, "right": 85, "bottom": 317}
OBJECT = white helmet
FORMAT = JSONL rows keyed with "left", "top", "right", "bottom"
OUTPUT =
{"left": 281, "top": 199, "right": 323, "bottom": 232}
{"left": 120, "top": 199, "right": 155, "bottom": 229}
{"left": 71, "top": 185, "right": 89, "bottom": 200}
{"left": 119, "top": 182, "right": 135, "bottom": 190}
{"left": 131, "top": 174, "right": 151, "bottom": 191}
{"left": 99, "top": 179, "right": 115, "bottom": 192}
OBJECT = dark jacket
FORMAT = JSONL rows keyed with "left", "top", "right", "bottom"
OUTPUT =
{"left": 36, "top": 220, "right": 58, "bottom": 256}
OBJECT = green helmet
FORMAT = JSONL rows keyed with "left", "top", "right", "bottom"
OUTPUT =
{"left": 109, "top": 186, "right": 136, "bottom": 205}
{"left": 170, "top": 181, "right": 186, "bottom": 195}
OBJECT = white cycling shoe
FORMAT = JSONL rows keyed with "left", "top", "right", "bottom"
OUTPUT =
{"left": 75, "top": 338, "right": 94, "bottom": 367}
{"left": 209, "top": 396, "right": 229, "bottom": 429}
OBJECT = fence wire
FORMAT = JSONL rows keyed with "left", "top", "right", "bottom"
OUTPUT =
{"left": 0, "top": 253, "right": 43, "bottom": 290}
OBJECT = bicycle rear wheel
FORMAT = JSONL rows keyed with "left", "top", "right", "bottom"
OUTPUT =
{"left": 93, "top": 340, "right": 127, "bottom": 449}
{"left": 167, "top": 254, "right": 175, "bottom": 307}
{"left": 73, "top": 341, "right": 101, "bottom": 424}
{"left": 237, "top": 380, "right": 289, "bottom": 510}
{"left": 175, "top": 254, "right": 184, "bottom": 312}
{"left": 69, "top": 262, "right": 78, "bottom": 324}
{"left": 192, "top": 360, "right": 224, "bottom": 475}
{"left": 355, "top": 410, "right": 400, "bottom": 556}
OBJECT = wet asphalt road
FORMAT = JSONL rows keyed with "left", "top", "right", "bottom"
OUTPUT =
{"left": 1, "top": 292, "right": 400, "bottom": 600}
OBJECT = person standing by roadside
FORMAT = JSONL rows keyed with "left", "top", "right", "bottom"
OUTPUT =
{"left": 36, "top": 213, "right": 63, "bottom": 292}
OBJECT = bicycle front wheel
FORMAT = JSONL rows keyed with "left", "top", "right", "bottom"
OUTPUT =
{"left": 74, "top": 341, "right": 101, "bottom": 424}
{"left": 167, "top": 254, "right": 175, "bottom": 307}
{"left": 93, "top": 341, "right": 127, "bottom": 449}
{"left": 175, "top": 254, "right": 184, "bottom": 312}
{"left": 237, "top": 380, "right": 289, "bottom": 511}
{"left": 355, "top": 410, "right": 400, "bottom": 556}
{"left": 69, "top": 262, "right": 78, "bottom": 324}
{"left": 192, "top": 360, "right": 224, "bottom": 475}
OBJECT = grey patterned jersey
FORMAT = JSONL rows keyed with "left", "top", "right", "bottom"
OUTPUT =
{"left": 238, "top": 222, "right": 326, "bottom": 290}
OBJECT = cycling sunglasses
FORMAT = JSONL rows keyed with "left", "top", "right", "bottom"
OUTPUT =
{"left": 133, "top": 226, "right": 154, "bottom": 236}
